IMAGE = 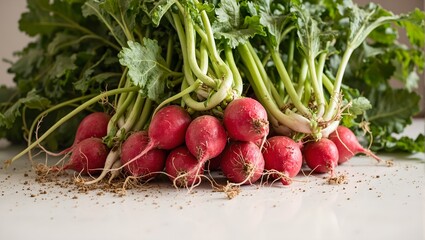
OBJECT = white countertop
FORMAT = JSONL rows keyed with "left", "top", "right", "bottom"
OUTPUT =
{"left": 0, "top": 119, "right": 424, "bottom": 240}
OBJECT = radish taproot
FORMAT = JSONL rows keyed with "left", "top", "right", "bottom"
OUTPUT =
{"left": 220, "top": 141, "right": 264, "bottom": 185}
{"left": 262, "top": 136, "right": 303, "bottom": 185}
{"left": 223, "top": 97, "right": 269, "bottom": 142}
{"left": 120, "top": 131, "right": 167, "bottom": 181}
{"left": 63, "top": 137, "right": 109, "bottom": 175}
{"left": 328, "top": 125, "right": 382, "bottom": 164}
{"left": 303, "top": 138, "right": 339, "bottom": 175}
{"left": 165, "top": 146, "right": 203, "bottom": 188}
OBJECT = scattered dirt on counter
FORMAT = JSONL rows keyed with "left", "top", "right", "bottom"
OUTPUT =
{"left": 327, "top": 174, "right": 348, "bottom": 185}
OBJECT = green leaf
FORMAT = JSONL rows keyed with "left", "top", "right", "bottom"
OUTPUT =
{"left": 212, "top": 0, "right": 265, "bottom": 48}
{"left": 349, "top": 96, "right": 372, "bottom": 116}
{"left": 400, "top": 9, "right": 425, "bottom": 49}
{"left": 142, "top": 0, "right": 176, "bottom": 27}
{"left": 255, "top": 0, "right": 293, "bottom": 49}
{"left": 83, "top": 0, "right": 140, "bottom": 46}
{"left": 366, "top": 88, "right": 420, "bottom": 135}
{"left": 379, "top": 134, "right": 425, "bottom": 153}
{"left": 118, "top": 39, "right": 168, "bottom": 102}
{"left": 0, "top": 89, "right": 51, "bottom": 129}
{"left": 19, "top": 0, "right": 85, "bottom": 36}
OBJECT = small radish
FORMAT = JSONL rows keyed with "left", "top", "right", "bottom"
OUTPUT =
{"left": 63, "top": 137, "right": 109, "bottom": 175}
{"left": 182, "top": 115, "right": 227, "bottom": 188}
{"left": 120, "top": 131, "right": 167, "bottom": 180}
{"left": 220, "top": 141, "right": 264, "bottom": 185}
{"left": 303, "top": 138, "right": 339, "bottom": 175}
{"left": 122, "top": 105, "right": 191, "bottom": 166}
{"left": 328, "top": 125, "right": 382, "bottom": 164}
{"left": 223, "top": 97, "right": 269, "bottom": 142}
{"left": 165, "top": 146, "right": 204, "bottom": 188}
{"left": 73, "top": 112, "right": 111, "bottom": 145}
{"left": 43, "top": 112, "right": 111, "bottom": 156}
{"left": 262, "top": 136, "right": 303, "bottom": 185}
{"left": 185, "top": 115, "right": 227, "bottom": 162}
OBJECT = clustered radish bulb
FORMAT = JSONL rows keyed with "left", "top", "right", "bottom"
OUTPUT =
{"left": 303, "top": 138, "right": 339, "bottom": 175}
{"left": 223, "top": 97, "right": 269, "bottom": 142}
{"left": 73, "top": 112, "right": 111, "bottom": 145}
{"left": 262, "top": 136, "right": 303, "bottom": 185}
{"left": 165, "top": 146, "right": 203, "bottom": 188}
{"left": 185, "top": 115, "right": 227, "bottom": 163}
{"left": 63, "top": 137, "right": 109, "bottom": 175}
{"left": 117, "top": 105, "right": 192, "bottom": 171}
{"left": 328, "top": 125, "right": 382, "bottom": 164}
{"left": 120, "top": 131, "right": 167, "bottom": 180}
{"left": 220, "top": 141, "right": 264, "bottom": 185}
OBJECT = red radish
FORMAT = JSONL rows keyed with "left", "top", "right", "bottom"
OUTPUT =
{"left": 181, "top": 115, "right": 227, "bottom": 188}
{"left": 123, "top": 105, "right": 191, "bottom": 165}
{"left": 73, "top": 112, "right": 111, "bottom": 145}
{"left": 328, "top": 125, "right": 382, "bottom": 164}
{"left": 185, "top": 115, "right": 227, "bottom": 162}
{"left": 262, "top": 136, "right": 303, "bottom": 185}
{"left": 165, "top": 146, "right": 204, "bottom": 188}
{"left": 220, "top": 141, "right": 264, "bottom": 185}
{"left": 223, "top": 97, "right": 269, "bottom": 142}
{"left": 120, "top": 131, "right": 167, "bottom": 180}
{"left": 63, "top": 137, "right": 109, "bottom": 175}
{"left": 44, "top": 112, "right": 111, "bottom": 156}
{"left": 303, "top": 138, "right": 339, "bottom": 175}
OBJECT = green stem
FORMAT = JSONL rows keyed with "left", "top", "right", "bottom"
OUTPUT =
{"left": 322, "top": 74, "right": 334, "bottom": 95}
{"left": 133, "top": 98, "right": 153, "bottom": 131}
{"left": 323, "top": 47, "right": 354, "bottom": 121}
{"left": 116, "top": 93, "right": 145, "bottom": 138}
{"left": 184, "top": 13, "right": 216, "bottom": 87}
{"left": 296, "top": 59, "right": 308, "bottom": 96}
{"left": 306, "top": 56, "right": 325, "bottom": 117}
{"left": 224, "top": 46, "right": 243, "bottom": 96}
{"left": 268, "top": 45, "right": 310, "bottom": 117}
{"left": 108, "top": 90, "right": 136, "bottom": 134}
{"left": 26, "top": 93, "right": 98, "bottom": 161}
{"left": 246, "top": 42, "right": 284, "bottom": 108}
{"left": 237, "top": 44, "right": 313, "bottom": 134}
{"left": 154, "top": 79, "right": 202, "bottom": 116}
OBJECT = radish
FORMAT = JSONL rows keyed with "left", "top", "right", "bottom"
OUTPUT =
{"left": 120, "top": 131, "right": 167, "bottom": 181}
{"left": 185, "top": 115, "right": 227, "bottom": 162}
{"left": 165, "top": 146, "right": 204, "bottom": 188}
{"left": 63, "top": 137, "right": 109, "bottom": 175}
{"left": 223, "top": 97, "right": 269, "bottom": 142}
{"left": 328, "top": 125, "right": 382, "bottom": 164}
{"left": 73, "top": 112, "right": 111, "bottom": 145}
{"left": 122, "top": 105, "right": 191, "bottom": 167}
{"left": 303, "top": 138, "right": 339, "bottom": 175}
{"left": 262, "top": 136, "right": 303, "bottom": 185}
{"left": 42, "top": 112, "right": 111, "bottom": 156}
{"left": 181, "top": 115, "right": 227, "bottom": 188}
{"left": 220, "top": 141, "right": 264, "bottom": 185}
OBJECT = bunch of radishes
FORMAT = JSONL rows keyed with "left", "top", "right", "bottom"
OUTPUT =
{"left": 59, "top": 97, "right": 381, "bottom": 190}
